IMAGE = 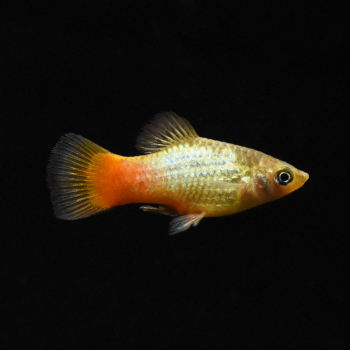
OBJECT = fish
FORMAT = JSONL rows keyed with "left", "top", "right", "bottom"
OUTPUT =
{"left": 47, "top": 112, "right": 309, "bottom": 235}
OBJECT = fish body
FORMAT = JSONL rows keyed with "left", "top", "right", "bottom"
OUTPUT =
{"left": 47, "top": 112, "right": 309, "bottom": 234}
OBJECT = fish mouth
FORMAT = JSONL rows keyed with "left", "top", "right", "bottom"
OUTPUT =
{"left": 301, "top": 171, "right": 309, "bottom": 184}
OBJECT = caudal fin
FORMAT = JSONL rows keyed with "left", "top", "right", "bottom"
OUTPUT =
{"left": 47, "top": 134, "right": 112, "bottom": 220}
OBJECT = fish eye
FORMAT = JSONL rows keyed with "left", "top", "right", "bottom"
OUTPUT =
{"left": 275, "top": 168, "right": 294, "bottom": 186}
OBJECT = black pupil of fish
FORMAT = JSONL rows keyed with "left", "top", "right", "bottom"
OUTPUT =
{"left": 280, "top": 172, "right": 290, "bottom": 182}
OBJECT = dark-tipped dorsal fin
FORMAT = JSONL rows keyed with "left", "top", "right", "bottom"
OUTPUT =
{"left": 136, "top": 112, "right": 198, "bottom": 154}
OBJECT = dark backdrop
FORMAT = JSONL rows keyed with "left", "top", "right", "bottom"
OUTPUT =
{"left": 2, "top": 2, "right": 349, "bottom": 349}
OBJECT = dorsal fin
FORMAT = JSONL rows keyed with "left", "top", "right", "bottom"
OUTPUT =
{"left": 136, "top": 112, "right": 198, "bottom": 154}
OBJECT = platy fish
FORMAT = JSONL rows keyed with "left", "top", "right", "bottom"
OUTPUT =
{"left": 47, "top": 112, "right": 309, "bottom": 235}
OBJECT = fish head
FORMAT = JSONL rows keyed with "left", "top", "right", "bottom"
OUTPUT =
{"left": 267, "top": 161, "right": 309, "bottom": 200}
{"left": 238, "top": 157, "right": 309, "bottom": 213}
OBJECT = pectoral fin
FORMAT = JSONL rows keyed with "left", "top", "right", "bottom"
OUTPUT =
{"left": 206, "top": 180, "right": 240, "bottom": 189}
{"left": 168, "top": 212, "right": 205, "bottom": 235}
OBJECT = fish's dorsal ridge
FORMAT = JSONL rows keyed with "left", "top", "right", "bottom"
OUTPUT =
{"left": 136, "top": 112, "right": 198, "bottom": 154}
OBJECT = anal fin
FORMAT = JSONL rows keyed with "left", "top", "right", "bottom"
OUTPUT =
{"left": 140, "top": 205, "right": 177, "bottom": 216}
{"left": 169, "top": 212, "right": 205, "bottom": 235}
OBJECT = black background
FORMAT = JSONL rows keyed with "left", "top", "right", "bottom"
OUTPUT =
{"left": 2, "top": 2, "right": 349, "bottom": 349}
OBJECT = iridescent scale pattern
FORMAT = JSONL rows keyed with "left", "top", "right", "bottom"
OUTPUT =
{"left": 143, "top": 137, "right": 262, "bottom": 215}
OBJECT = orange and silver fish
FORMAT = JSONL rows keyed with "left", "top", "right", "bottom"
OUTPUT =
{"left": 47, "top": 112, "right": 309, "bottom": 234}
